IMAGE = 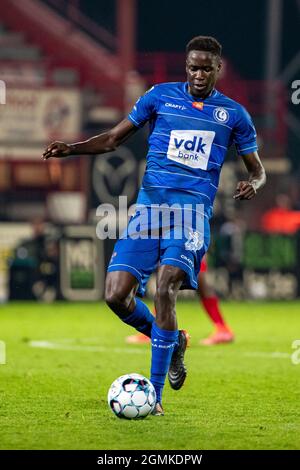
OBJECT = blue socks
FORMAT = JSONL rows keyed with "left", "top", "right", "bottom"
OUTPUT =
{"left": 118, "top": 303, "right": 179, "bottom": 404}
{"left": 121, "top": 298, "right": 155, "bottom": 338}
{"left": 150, "top": 323, "right": 179, "bottom": 403}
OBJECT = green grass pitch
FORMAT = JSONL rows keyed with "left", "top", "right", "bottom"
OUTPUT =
{"left": 0, "top": 300, "right": 300, "bottom": 450}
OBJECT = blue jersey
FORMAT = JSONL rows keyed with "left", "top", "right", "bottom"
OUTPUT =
{"left": 128, "top": 82, "right": 258, "bottom": 219}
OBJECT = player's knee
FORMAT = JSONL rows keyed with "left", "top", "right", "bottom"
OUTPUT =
{"left": 154, "top": 282, "right": 177, "bottom": 328}
{"left": 155, "top": 281, "right": 176, "bottom": 305}
{"left": 105, "top": 289, "right": 126, "bottom": 310}
{"left": 105, "top": 285, "right": 132, "bottom": 315}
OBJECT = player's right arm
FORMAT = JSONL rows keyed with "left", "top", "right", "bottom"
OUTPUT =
{"left": 42, "top": 118, "right": 138, "bottom": 160}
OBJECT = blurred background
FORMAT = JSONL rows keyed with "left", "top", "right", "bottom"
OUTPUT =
{"left": 0, "top": 0, "right": 299, "bottom": 303}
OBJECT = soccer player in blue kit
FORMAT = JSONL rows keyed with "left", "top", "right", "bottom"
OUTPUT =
{"left": 43, "top": 36, "right": 266, "bottom": 416}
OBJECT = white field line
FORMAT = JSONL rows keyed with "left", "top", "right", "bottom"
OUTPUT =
{"left": 243, "top": 351, "right": 290, "bottom": 359}
{"left": 29, "top": 340, "right": 145, "bottom": 355}
{"left": 28, "top": 339, "right": 291, "bottom": 359}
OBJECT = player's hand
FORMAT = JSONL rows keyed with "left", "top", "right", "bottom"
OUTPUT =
{"left": 42, "top": 141, "right": 71, "bottom": 160}
{"left": 233, "top": 181, "right": 257, "bottom": 200}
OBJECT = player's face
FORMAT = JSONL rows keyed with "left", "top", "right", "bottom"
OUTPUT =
{"left": 186, "top": 50, "right": 221, "bottom": 98}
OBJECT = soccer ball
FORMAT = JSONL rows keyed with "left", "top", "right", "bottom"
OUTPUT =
{"left": 107, "top": 373, "right": 156, "bottom": 419}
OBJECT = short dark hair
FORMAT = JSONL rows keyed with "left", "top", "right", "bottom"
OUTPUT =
{"left": 186, "top": 36, "right": 222, "bottom": 57}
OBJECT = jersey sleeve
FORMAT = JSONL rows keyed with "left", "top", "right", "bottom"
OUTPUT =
{"left": 127, "top": 86, "right": 157, "bottom": 128}
{"left": 232, "top": 105, "right": 258, "bottom": 155}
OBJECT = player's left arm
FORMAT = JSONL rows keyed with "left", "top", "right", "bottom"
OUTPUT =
{"left": 233, "top": 151, "right": 266, "bottom": 200}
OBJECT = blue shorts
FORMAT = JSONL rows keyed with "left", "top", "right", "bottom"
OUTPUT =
{"left": 107, "top": 207, "right": 210, "bottom": 296}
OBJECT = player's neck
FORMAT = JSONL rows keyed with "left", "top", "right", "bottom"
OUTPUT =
{"left": 186, "top": 83, "right": 215, "bottom": 100}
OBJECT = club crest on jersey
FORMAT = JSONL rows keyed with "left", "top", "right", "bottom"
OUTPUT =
{"left": 167, "top": 130, "right": 215, "bottom": 170}
{"left": 192, "top": 102, "right": 204, "bottom": 110}
{"left": 213, "top": 107, "right": 229, "bottom": 123}
{"left": 185, "top": 230, "right": 203, "bottom": 252}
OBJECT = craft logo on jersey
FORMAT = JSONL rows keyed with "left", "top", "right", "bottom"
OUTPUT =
{"left": 167, "top": 130, "right": 215, "bottom": 170}
{"left": 213, "top": 107, "right": 229, "bottom": 123}
{"left": 192, "top": 102, "right": 204, "bottom": 110}
{"left": 165, "top": 102, "right": 187, "bottom": 110}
